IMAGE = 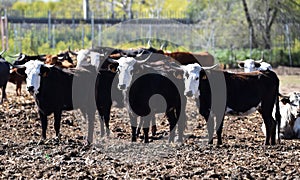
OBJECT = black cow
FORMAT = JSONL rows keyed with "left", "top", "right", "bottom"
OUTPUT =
{"left": 17, "top": 60, "right": 97, "bottom": 144}
{"left": 0, "top": 50, "right": 10, "bottom": 103}
{"left": 195, "top": 68, "right": 281, "bottom": 145}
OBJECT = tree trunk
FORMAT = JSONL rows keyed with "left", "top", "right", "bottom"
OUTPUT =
{"left": 242, "top": 0, "right": 258, "bottom": 48}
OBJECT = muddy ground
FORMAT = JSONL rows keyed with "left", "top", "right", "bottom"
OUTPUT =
{"left": 0, "top": 67, "right": 300, "bottom": 179}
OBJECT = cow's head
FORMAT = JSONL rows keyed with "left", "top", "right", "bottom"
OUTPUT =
{"left": 289, "top": 92, "right": 300, "bottom": 117}
{"left": 180, "top": 63, "right": 218, "bottom": 98}
{"left": 108, "top": 53, "right": 152, "bottom": 91}
{"left": 75, "top": 49, "right": 105, "bottom": 70}
{"left": 237, "top": 59, "right": 262, "bottom": 72}
{"left": 15, "top": 60, "right": 52, "bottom": 95}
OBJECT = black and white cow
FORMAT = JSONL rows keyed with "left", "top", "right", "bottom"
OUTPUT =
{"left": 16, "top": 60, "right": 97, "bottom": 144}
{"left": 183, "top": 63, "right": 281, "bottom": 145}
{"left": 237, "top": 59, "right": 272, "bottom": 72}
{"left": 109, "top": 52, "right": 218, "bottom": 143}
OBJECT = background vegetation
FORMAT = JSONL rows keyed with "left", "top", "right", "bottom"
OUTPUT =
{"left": 0, "top": 0, "right": 299, "bottom": 67}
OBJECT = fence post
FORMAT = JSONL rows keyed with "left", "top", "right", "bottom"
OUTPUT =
{"left": 98, "top": 24, "right": 102, "bottom": 47}
{"left": 285, "top": 24, "right": 292, "bottom": 66}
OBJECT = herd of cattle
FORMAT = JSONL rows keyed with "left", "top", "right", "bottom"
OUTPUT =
{"left": 0, "top": 46, "right": 299, "bottom": 145}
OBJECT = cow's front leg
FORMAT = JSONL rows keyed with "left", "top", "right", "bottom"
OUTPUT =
{"left": 130, "top": 113, "right": 138, "bottom": 142}
{"left": 39, "top": 110, "right": 48, "bottom": 140}
{"left": 54, "top": 110, "right": 62, "bottom": 140}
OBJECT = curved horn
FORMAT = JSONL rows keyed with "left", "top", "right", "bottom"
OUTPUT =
{"left": 236, "top": 60, "right": 244, "bottom": 64}
{"left": 0, "top": 49, "right": 6, "bottom": 56}
{"left": 44, "top": 64, "right": 54, "bottom": 68}
{"left": 202, "top": 64, "right": 218, "bottom": 70}
{"left": 160, "top": 42, "right": 165, "bottom": 50}
{"left": 7, "top": 53, "right": 21, "bottom": 58}
{"left": 18, "top": 53, "right": 26, "bottom": 61}
{"left": 255, "top": 59, "right": 263, "bottom": 63}
{"left": 147, "top": 39, "right": 152, "bottom": 48}
{"left": 107, "top": 58, "right": 119, "bottom": 63}
{"left": 136, "top": 53, "right": 152, "bottom": 64}
{"left": 136, "top": 50, "right": 145, "bottom": 57}
{"left": 13, "top": 64, "right": 26, "bottom": 69}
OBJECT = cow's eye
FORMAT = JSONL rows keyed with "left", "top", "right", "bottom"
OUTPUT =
{"left": 195, "top": 77, "right": 199, "bottom": 80}
{"left": 185, "top": 73, "right": 189, "bottom": 79}
{"left": 130, "top": 70, "right": 133, "bottom": 75}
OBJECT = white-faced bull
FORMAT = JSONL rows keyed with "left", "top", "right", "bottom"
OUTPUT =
{"left": 237, "top": 59, "right": 272, "bottom": 72}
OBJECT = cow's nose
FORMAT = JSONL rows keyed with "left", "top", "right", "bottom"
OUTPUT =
{"left": 119, "top": 84, "right": 126, "bottom": 90}
{"left": 27, "top": 86, "right": 34, "bottom": 94}
{"left": 185, "top": 91, "right": 193, "bottom": 97}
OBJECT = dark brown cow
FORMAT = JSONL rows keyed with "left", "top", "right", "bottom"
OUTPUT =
{"left": 164, "top": 51, "right": 214, "bottom": 66}
{"left": 9, "top": 68, "right": 26, "bottom": 96}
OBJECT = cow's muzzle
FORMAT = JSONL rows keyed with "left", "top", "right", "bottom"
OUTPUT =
{"left": 27, "top": 86, "right": 34, "bottom": 95}
{"left": 118, "top": 84, "right": 126, "bottom": 90}
{"left": 185, "top": 91, "right": 193, "bottom": 97}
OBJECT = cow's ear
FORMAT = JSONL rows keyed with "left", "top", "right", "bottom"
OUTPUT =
{"left": 281, "top": 97, "right": 290, "bottom": 105}
{"left": 173, "top": 69, "right": 183, "bottom": 79}
{"left": 40, "top": 65, "right": 51, "bottom": 77}
{"left": 254, "top": 62, "right": 261, "bottom": 68}
{"left": 238, "top": 62, "right": 245, "bottom": 68}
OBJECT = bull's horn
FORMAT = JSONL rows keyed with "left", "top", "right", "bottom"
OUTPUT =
{"left": 160, "top": 42, "right": 166, "bottom": 50}
{"left": 19, "top": 54, "right": 26, "bottom": 61}
{"left": 236, "top": 60, "right": 244, "bottom": 63}
{"left": 202, "top": 64, "right": 218, "bottom": 70}
{"left": 136, "top": 50, "right": 145, "bottom": 57}
{"left": 13, "top": 64, "right": 26, "bottom": 69}
{"left": 255, "top": 59, "right": 263, "bottom": 63}
{"left": 7, "top": 53, "right": 21, "bottom": 58}
{"left": 107, "top": 58, "right": 119, "bottom": 63}
{"left": 0, "top": 49, "right": 6, "bottom": 56}
{"left": 44, "top": 64, "right": 54, "bottom": 68}
{"left": 147, "top": 39, "right": 152, "bottom": 48}
{"left": 136, "top": 52, "right": 152, "bottom": 64}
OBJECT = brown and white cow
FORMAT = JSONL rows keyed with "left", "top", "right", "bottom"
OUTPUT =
{"left": 164, "top": 51, "right": 214, "bottom": 66}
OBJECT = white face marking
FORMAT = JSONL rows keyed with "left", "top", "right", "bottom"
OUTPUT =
{"left": 116, "top": 57, "right": 137, "bottom": 91}
{"left": 181, "top": 63, "right": 201, "bottom": 98}
{"left": 242, "top": 59, "right": 256, "bottom": 73}
{"left": 89, "top": 51, "right": 101, "bottom": 70}
{"left": 257, "top": 62, "right": 272, "bottom": 71}
{"left": 24, "top": 60, "right": 45, "bottom": 94}
{"left": 289, "top": 92, "right": 300, "bottom": 117}
{"left": 76, "top": 49, "right": 90, "bottom": 68}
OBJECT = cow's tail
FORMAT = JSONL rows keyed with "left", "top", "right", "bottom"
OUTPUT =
{"left": 275, "top": 90, "right": 281, "bottom": 143}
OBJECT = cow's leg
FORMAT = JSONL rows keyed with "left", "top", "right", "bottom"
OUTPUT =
{"left": 54, "top": 110, "right": 62, "bottom": 140}
{"left": 136, "top": 117, "right": 143, "bottom": 138}
{"left": 16, "top": 82, "right": 21, "bottom": 96}
{"left": 216, "top": 117, "right": 224, "bottom": 145}
{"left": 130, "top": 113, "right": 138, "bottom": 142}
{"left": 142, "top": 116, "right": 151, "bottom": 143}
{"left": 86, "top": 110, "right": 95, "bottom": 144}
{"left": 151, "top": 118, "right": 157, "bottom": 137}
{"left": 39, "top": 111, "right": 48, "bottom": 140}
{"left": 103, "top": 107, "right": 111, "bottom": 137}
{"left": 177, "top": 106, "right": 186, "bottom": 143}
{"left": 167, "top": 109, "right": 177, "bottom": 143}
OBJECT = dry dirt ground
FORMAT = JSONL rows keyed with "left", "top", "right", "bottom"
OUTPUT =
{"left": 0, "top": 67, "right": 300, "bottom": 179}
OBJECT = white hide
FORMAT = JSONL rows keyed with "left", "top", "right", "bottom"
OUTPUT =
{"left": 23, "top": 60, "right": 45, "bottom": 94}
{"left": 116, "top": 57, "right": 137, "bottom": 91}
{"left": 76, "top": 49, "right": 90, "bottom": 68}
{"left": 257, "top": 62, "right": 272, "bottom": 71}
{"left": 181, "top": 63, "right": 201, "bottom": 98}
{"left": 240, "top": 59, "right": 257, "bottom": 73}
{"left": 262, "top": 92, "right": 300, "bottom": 139}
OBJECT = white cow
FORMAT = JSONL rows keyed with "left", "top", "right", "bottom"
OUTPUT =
{"left": 237, "top": 59, "right": 272, "bottom": 72}
{"left": 262, "top": 92, "right": 300, "bottom": 139}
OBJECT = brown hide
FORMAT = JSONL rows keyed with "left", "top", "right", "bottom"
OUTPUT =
{"left": 164, "top": 51, "right": 214, "bottom": 66}
{"left": 45, "top": 55, "right": 74, "bottom": 68}
{"left": 9, "top": 68, "right": 26, "bottom": 96}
